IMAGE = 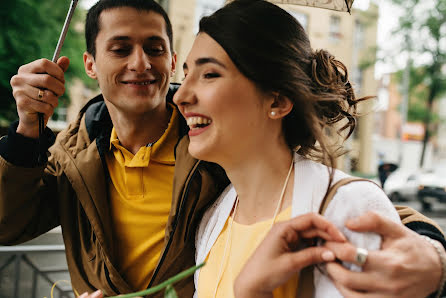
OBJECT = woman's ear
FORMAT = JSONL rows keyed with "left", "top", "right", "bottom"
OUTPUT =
{"left": 269, "top": 92, "right": 293, "bottom": 119}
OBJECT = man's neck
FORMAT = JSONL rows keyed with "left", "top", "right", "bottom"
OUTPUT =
{"left": 108, "top": 104, "right": 172, "bottom": 155}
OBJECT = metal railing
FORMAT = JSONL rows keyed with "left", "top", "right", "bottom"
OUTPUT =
{"left": 0, "top": 245, "right": 73, "bottom": 298}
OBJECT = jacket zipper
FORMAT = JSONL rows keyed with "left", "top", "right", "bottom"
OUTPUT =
{"left": 147, "top": 161, "right": 200, "bottom": 289}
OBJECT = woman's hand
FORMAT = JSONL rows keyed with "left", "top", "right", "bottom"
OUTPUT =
{"left": 234, "top": 213, "right": 346, "bottom": 298}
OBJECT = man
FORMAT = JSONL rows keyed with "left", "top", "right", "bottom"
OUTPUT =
{"left": 0, "top": 0, "right": 226, "bottom": 296}
{"left": 0, "top": 0, "right": 445, "bottom": 297}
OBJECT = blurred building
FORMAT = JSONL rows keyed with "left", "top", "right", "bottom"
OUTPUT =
{"left": 374, "top": 72, "right": 438, "bottom": 170}
{"left": 61, "top": 0, "right": 379, "bottom": 174}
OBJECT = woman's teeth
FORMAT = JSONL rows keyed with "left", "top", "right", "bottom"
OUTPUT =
{"left": 187, "top": 116, "right": 212, "bottom": 129}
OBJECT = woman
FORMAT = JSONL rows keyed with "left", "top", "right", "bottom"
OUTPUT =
{"left": 172, "top": 0, "right": 401, "bottom": 297}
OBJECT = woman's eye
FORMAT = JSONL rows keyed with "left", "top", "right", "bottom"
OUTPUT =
{"left": 203, "top": 73, "right": 220, "bottom": 79}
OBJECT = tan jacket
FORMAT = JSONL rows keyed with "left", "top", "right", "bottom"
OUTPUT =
{"left": 0, "top": 94, "right": 228, "bottom": 297}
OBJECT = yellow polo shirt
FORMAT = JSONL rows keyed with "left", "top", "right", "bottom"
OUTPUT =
{"left": 105, "top": 107, "right": 179, "bottom": 291}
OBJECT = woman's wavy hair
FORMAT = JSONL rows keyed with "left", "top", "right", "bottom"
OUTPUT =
{"left": 199, "top": 0, "right": 370, "bottom": 180}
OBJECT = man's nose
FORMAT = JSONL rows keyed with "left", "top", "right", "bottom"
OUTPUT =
{"left": 128, "top": 47, "right": 151, "bottom": 72}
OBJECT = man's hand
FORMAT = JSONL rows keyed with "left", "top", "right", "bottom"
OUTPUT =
{"left": 325, "top": 211, "right": 442, "bottom": 298}
{"left": 10, "top": 57, "right": 69, "bottom": 138}
{"left": 78, "top": 290, "right": 103, "bottom": 298}
{"left": 234, "top": 213, "right": 346, "bottom": 298}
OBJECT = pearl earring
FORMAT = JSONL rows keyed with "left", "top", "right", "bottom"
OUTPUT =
{"left": 270, "top": 111, "right": 277, "bottom": 116}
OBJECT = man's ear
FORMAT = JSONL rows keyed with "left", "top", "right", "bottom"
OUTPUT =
{"left": 83, "top": 51, "right": 97, "bottom": 80}
{"left": 269, "top": 92, "right": 293, "bottom": 119}
{"left": 170, "top": 52, "right": 177, "bottom": 77}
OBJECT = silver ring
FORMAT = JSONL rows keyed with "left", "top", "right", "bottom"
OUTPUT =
{"left": 354, "top": 247, "right": 368, "bottom": 267}
{"left": 37, "top": 89, "right": 44, "bottom": 101}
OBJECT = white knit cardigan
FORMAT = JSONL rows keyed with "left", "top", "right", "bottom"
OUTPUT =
{"left": 194, "top": 153, "right": 400, "bottom": 298}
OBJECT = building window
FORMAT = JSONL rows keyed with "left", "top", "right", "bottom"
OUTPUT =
{"left": 194, "top": 0, "right": 225, "bottom": 33}
{"left": 288, "top": 10, "right": 309, "bottom": 32}
{"left": 354, "top": 20, "right": 365, "bottom": 49}
{"left": 329, "top": 15, "right": 342, "bottom": 43}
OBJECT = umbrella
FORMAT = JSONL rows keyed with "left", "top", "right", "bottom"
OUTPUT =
{"left": 269, "top": 0, "right": 354, "bottom": 13}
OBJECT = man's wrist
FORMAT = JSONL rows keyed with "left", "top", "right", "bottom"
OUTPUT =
{"left": 16, "top": 121, "right": 40, "bottom": 139}
{"left": 421, "top": 235, "right": 446, "bottom": 298}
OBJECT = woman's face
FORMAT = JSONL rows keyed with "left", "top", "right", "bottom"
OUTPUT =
{"left": 173, "top": 33, "right": 275, "bottom": 164}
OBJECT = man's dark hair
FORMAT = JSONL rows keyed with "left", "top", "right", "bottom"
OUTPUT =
{"left": 85, "top": 0, "right": 173, "bottom": 57}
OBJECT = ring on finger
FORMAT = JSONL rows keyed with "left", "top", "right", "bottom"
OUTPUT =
{"left": 37, "top": 89, "right": 44, "bottom": 101}
{"left": 354, "top": 247, "right": 368, "bottom": 267}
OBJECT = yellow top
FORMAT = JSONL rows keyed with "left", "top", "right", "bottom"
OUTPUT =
{"left": 105, "top": 106, "right": 179, "bottom": 291}
{"left": 197, "top": 206, "right": 299, "bottom": 298}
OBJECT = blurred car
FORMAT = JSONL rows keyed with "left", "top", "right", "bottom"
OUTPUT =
{"left": 418, "top": 167, "right": 446, "bottom": 211}
{"left": 383, "top": 170, "right": 419, "bottom": 202}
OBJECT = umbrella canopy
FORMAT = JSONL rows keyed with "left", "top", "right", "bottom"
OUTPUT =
{"left": 269, "top": 0, "right": 354, "bottom": 13}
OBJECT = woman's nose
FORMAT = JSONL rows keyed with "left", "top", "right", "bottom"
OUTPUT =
{"left": 173, "top": 79, "right": 196, "bottom": 107}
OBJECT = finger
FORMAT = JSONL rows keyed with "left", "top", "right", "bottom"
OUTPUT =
{"left": 345, "top": 212, "right": 404, "bottom": 238}
{"left": 281, "top": 246, "right": 336, "bottom": 272}
{"left": 286, "top": 213, "right": 346, "bottom": 242}
{"left": 18, "top": 58, "right": 66, "bottom": 83}
{"left": 324, "top": 241, "right": 382, "bottom": 270}
{"left": 300, "top": 228, "right": 339, "bottom": 242}
{"left": 90, "top": 290, "right": 103, "bottom": 298}
{"left": 57, "top": 56, "right": 70, "bottom": 73}
{"left": 325, "top": 262, "right": 388, "bottom": 293}
{"left": 16, "top": 94, "right": 54, "bottom": 119}
{"left": 21, "top": 85, "right": 59, "bottom": 109}
{"left": 331, "top": 279, "right": 383, "bottom": 298}
{"left": 16, "top": 72, "right": 66, "bottom": 97}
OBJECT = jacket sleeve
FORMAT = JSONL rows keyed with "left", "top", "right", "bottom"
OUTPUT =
{"left": 396, "top": 205, "right": 446, "bottom": 298}
{"left": 0, "top": 122, "right": 61, "bottom": 245}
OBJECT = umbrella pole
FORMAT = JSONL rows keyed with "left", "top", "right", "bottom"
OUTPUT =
{"left": 38, "top": 0, "right": 79, "bottom": 163}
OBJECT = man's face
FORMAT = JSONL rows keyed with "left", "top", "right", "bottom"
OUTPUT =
{"left": 84, "top": 7, "right": 176, "bottom": 117}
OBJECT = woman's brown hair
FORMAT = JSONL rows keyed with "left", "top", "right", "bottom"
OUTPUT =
{"left": 199, "top": 0, "right": 370, "bottom": 187}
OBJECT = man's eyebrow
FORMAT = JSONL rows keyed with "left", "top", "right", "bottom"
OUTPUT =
{"left": 183, "top": 57, "right": 226, "bottom": 70}
{"left": 107, "top": 36, "right": 167, "bottom": 42}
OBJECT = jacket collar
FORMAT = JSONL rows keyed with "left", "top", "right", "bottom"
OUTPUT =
{"left": 83, "top": 83, "right": 186, "bottom": 150}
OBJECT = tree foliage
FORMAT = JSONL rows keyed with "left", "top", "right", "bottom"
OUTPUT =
{"left": 0, "top": 0, "right": 89, "bottom": 124}
{"left": 391, "top": 0, "right": 446, "bottom": 166}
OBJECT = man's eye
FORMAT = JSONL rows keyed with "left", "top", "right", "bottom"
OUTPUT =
{"left": 146, "top": 47, "right": 164, "bottom": 55}
{"left": 111, "top": 48, "right": 130, "bottom": 55}
{"left": 203, "top": 73, "right": 220, "bottom": 79}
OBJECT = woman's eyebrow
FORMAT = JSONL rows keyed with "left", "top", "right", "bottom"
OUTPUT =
{"left": 183, "top": 57, "right": 227, "bottom": 70}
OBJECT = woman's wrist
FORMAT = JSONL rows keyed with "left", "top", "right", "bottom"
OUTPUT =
{"left": 233, "top": 275, "right": 273, "bottom": 298}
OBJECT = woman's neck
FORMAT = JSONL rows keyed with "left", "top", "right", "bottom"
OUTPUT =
{"left": 223, "top": 145, "right": 294, "bottom": 225}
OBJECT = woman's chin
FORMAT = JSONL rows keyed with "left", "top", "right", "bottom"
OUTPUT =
{"left": 188, "top": 143, "right": 216, "bottom": 163}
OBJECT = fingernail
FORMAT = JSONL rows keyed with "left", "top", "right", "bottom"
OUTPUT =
{"left": 338, "top": 230, "right": 347, "bottom": 241}
{"left": 91, "top": 290, "right": 102, "bottom": 298}
{"left": 322, "top": 251, "right": 335, "bottom": 261}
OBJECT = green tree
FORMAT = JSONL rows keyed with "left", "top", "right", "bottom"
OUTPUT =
{"left": 0, "top": 0, "right": 89, "bottom": 125}
{"left": 391, "top": 0, "right": 446, "bottom": 167}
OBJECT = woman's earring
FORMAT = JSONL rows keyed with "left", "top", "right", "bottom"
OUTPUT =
{"left": 270, "top": 111, "right": 277, "bottom": 117}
